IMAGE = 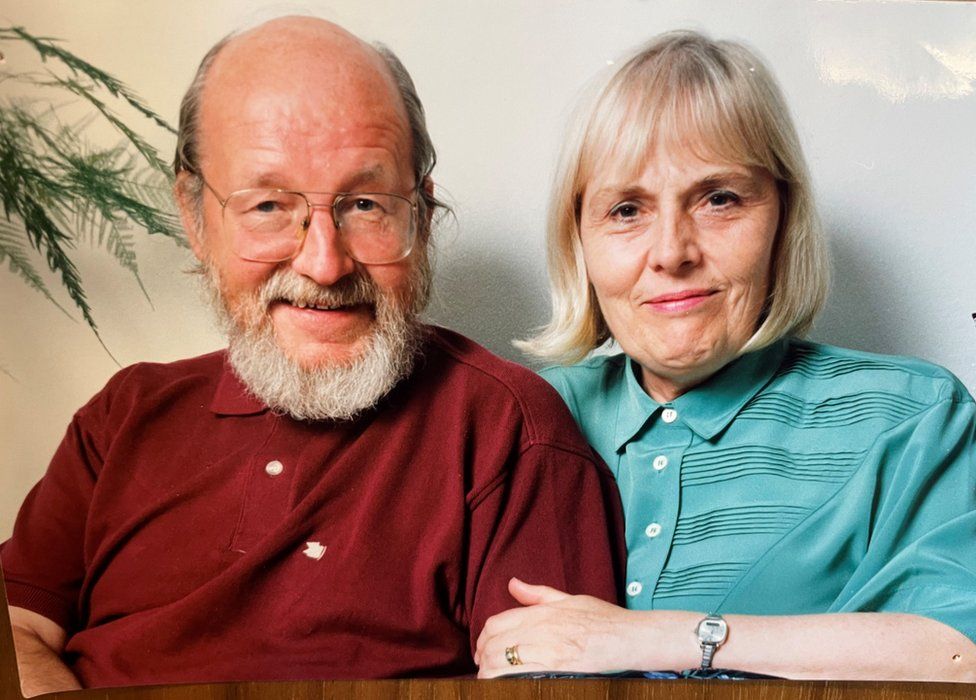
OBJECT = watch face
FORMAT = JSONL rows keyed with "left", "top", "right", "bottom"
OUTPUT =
{"left": 698, "top": 618, "right": 728, "bottom": 644}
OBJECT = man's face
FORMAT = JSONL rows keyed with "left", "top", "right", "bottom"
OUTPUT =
{"left": 185, "top": 22, "right": 424, "bottom": 371}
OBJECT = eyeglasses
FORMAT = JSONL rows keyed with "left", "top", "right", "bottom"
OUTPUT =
{"left": 195, "top": 174, "right": 419, "bottom": 265}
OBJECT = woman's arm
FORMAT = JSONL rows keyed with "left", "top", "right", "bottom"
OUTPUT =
{"left": 475, "top": 579, "right": 976, "bottom": 682}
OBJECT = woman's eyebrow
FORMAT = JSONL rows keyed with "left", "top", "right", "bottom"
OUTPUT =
{"left": 695, "top": 170, "right": 763, "bottom": 191}
{"left": 587, "top": 185, "right": 649, "bottom": 203}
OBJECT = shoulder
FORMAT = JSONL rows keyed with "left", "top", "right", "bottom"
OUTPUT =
{"left": 77, "top": 350, "right": 227, "bottom": 420}
{"left": 422, "top": 327, "right": 591, "bottom": 452}
{"left": 538, "top": 353, "right": 630, "bottom": 425}
{"left": 776, "top": 340, "right": 973, "bottom": 407}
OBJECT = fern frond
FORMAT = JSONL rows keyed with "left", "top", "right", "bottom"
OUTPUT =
{"left": 0, "top": 218, "right": 73, "bottom": 318}
{"left": 0, "top": 26, "right": 183, "bottom": 343}
{"left": 41, "top": 73, "right": 172, "bottom": 174}
{"left": 1, "top": 26, "right": 176, "bottom": 134}
{"left": 0, "top": 120, "right": 97, "bottom": 330}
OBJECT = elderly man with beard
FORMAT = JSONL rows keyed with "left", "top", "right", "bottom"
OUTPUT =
{"left": 0, "top": 17, "right": 622, "bottom": 694}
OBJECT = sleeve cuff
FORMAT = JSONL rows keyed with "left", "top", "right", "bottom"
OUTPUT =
{"left": 3, "top": 579, "right": 76, "bottom": 631}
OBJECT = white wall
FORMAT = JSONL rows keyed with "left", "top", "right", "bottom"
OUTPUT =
{"left": 1, "top": 0, "right": 974, "bottom": 537}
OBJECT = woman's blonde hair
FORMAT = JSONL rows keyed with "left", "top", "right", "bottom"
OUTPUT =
{"left": 519, "top": 30, "right": 830, "bottom": 364}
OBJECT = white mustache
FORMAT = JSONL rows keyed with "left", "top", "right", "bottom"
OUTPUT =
{"left": 257, "top": 270, "right": 377, "bottom": 310}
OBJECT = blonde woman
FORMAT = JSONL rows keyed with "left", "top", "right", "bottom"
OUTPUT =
{"left": 476, "top": 31, "right": 976, "bottom": 681}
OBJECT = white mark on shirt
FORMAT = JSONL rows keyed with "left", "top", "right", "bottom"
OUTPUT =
{"left": 303, "top": 542, "right": 327, "bottom": 560}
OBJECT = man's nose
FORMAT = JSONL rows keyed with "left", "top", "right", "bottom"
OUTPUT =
{"left": 644, "top": 206, "right": 702, "bottom": 274}
{"left": 288, "top": 205, "right": 357, "bottom": 285}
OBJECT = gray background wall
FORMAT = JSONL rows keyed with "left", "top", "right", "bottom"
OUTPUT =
{"left": 1, "top": 0, "right": 974, "bottom": 537}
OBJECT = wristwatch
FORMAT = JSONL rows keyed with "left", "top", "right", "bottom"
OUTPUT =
{"left": 695, "top": 614, "right": 728, "bottom": 670}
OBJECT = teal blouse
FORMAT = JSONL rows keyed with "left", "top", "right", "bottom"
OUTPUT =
{"left": 542, "top": 339, "right": 976, "bottom": 643}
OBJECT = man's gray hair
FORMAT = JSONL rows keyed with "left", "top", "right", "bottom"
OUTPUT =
{"left": 173, "top": 31, "right": 447, "bottom": 235}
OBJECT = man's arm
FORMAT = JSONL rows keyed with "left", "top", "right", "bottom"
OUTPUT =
{"left": 9, "top": 606, "right": 81, "bottom": 696}
{"left": 465, "top": 441, "right": 624, "bottom": 654}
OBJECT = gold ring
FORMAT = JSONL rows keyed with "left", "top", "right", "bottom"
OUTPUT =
{"left": 505, "top": 645, "right": 523, "bottom": 666}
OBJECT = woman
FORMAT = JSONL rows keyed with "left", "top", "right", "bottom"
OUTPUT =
{"left": 476, "top": 31, "right": 976, "bottom": 681}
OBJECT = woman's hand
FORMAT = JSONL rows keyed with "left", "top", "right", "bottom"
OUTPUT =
{"left": 475, "top": 577, "right": 655, "bottom": 678}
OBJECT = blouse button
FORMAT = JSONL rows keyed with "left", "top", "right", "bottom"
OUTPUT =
{"left": 265, "top": 460, "right": 284, "bottom": 476}
{"left": 661, "top": 408, "right": 678, "bottom": 424}
{"left": 645, "top": 522, "right": 662, "bottom": 538}
{"left": 626, "top": 581, "right": 643, "bottom": 597}
{"left": 652, "top": 455, "right": 668, "bottom": 471}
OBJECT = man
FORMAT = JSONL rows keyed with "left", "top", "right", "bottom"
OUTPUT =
{"left": 0, "top": 17, "right": 622, "bottom": 693}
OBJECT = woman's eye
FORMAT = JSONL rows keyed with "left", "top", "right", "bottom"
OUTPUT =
{"left": 609, "top": 202, "right": 639, "bottom": 219}
{"left": 706, "top": 191, "right": 739, "bottom": 207}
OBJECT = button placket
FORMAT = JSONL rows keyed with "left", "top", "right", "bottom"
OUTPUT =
{"left": 230, "top": 444, "right": 295, "bottom": 554}
{"left": 622, "top": 415, "right": 693, "bottom": 610}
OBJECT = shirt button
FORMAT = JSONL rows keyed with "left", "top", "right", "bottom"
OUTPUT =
{"left": 265, "top": 460, "right": 284, "bottom": 477}
{"left": 626, "top": 581, "right": 643, "bottom": 597}
{"left": 645, "top": 522, "right": 662, "bottom": 538}
{"left": 652, "top": 455, "right": 668, "bottom": 471}
{"left": 661, "top": 408, "right": 678, "bottom": 424}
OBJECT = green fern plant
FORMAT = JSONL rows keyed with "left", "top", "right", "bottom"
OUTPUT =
{"left": 0, "top": 26, "right": 184, "bottom": 347}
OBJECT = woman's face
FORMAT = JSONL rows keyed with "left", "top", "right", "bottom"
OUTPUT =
{"left": 579, "top": 141, "right": 780, "bottom": 402}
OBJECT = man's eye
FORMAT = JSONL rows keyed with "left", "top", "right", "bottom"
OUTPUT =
{"left": 339, "top": 197, "right": 388, "bottom": 217}
{"left": 254, "top": 200, "right": 282, "bottom": 213}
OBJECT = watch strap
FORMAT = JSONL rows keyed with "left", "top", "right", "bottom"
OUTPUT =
{"left": 700, "top": 640, "right": 717, "bottom": 670}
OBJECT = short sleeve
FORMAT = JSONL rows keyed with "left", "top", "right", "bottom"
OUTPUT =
{"left": 463, "top": 443, "right": 625, "bottom": 653}
{"left": 1, "top": 390, "right": 110, "bottom": 631}
{"left": 827, "top": 391, "right": 976, "bottom": 642}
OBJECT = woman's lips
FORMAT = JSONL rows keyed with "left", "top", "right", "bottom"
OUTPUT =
{"left": 645, "top": 289, "right": 718, "bottom": 313}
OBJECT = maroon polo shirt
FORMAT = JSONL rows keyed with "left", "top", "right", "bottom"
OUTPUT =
{"left": 2, "top": 326, "right": 623, "bottom": 687}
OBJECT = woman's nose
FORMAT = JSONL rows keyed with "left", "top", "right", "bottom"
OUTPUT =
{"left": 644, "top": 208, "right": 702, "bottom": 273}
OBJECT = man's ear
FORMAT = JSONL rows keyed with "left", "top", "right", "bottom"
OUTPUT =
{"left": 174, "top": 171, "right": 207, "bottom": 261}
{"left": 421, "top": 175, "right": 436, "bottom": 231}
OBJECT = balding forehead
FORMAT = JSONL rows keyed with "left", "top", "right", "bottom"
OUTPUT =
{"left": 202, "top": 17, "right": 406, "bottom": 125}
{"left": 227, "top": 17, "right": 374, "bottom": 61}
{"left": 214, "top": 17, "right": 393, "bottom": 89}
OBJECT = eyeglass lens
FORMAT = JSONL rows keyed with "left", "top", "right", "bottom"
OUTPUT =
{"left": 222, "top": 189, "right": 415, "bottom": 264}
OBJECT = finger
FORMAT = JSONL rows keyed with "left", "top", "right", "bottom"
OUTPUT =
{"left": 474, "top": 623, "right": 493, "bottom": 665}
{"left": 477, "top": 604, "right": 540, "bottom": 644}
{"left": 477, "top": 642, "right": 549, "bottom": 678}
{"left": 508, "top": 577, "right": 571, "bottom": 606}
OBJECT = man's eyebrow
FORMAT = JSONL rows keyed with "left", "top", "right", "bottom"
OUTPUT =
{"left": 244, "top": 165, "right": 393, "bottom": 192}
{"left": 341, "top": 165, "right": 390, "bottom": 192}
{"left": 248, "top": 172, "right": 293, "bottom": 189}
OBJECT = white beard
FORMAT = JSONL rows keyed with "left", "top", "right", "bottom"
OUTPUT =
{"left": 202, "top": 264, "right": 429, "bottom": 422}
